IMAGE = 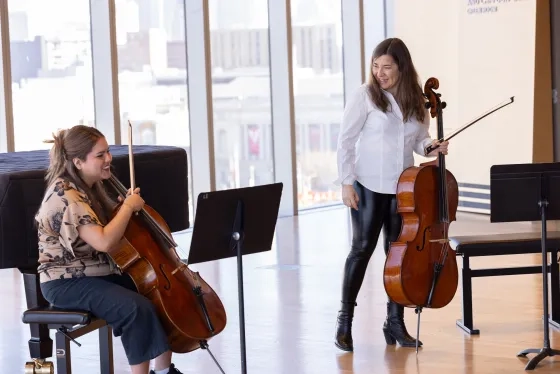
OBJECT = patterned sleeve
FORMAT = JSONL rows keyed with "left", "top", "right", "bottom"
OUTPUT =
{"left": 59, "top": 201, "right": 102, "bottom": 255}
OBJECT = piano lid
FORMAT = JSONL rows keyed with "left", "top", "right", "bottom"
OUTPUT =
{"left": 0, "top": 145, "right": 190, "bottom": 270}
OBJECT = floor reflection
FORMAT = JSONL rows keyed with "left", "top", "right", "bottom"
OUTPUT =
{"left": 2, "top": 207, "right": 559, "bottom": 373}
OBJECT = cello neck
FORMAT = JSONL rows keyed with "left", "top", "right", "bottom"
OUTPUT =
{"left": 423, "top": 77, "right": 449, "bottom": 225}
{"left": 116, "top": 121, "right": 177, "bottom": 249}
{"left": 436, "top": 103, "right": 449, "bottom": 224}
{"left": 107, "top": 174, "right": 178, "bottom": 249}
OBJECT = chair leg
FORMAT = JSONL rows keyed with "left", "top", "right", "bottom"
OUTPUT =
{"left": 27, "top": 322, "right": 53, "bottom": 360}
{"left": 25, "top": 322, "right": 55, "bottom": 374}
{"left": 55, "top": 331, "right": 71, "bottom": 374}
{"left": 99, "top": 325, "right": 114, "bottom": 374}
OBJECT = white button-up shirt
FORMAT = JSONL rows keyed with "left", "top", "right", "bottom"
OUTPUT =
{"left": 335, "top": 84, "right": 434, "bottom": 194}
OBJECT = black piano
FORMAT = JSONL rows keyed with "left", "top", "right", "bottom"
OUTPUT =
{"left": 0, "top": 145, "right": 190, "bottom": 374}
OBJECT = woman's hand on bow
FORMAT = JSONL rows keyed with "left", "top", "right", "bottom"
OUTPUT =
{"left": 117, "top": 187, "right": 141, "bottom": 202}
{"left": 426, "top": 140, "right": 449, "bottom": 156}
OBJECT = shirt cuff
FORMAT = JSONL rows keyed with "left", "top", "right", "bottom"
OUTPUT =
{"left": 342, "top": 175, "right": 356, "bottom": 185}
{"left": 422, "top": 138, "right": 435, "bottom": 156}
{"left": 333, "top": 174, "right": 356, "bottom": 186}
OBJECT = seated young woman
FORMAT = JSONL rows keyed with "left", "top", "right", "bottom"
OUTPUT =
{"left": 35, "top": 125, "right": 183, "bottom": 374}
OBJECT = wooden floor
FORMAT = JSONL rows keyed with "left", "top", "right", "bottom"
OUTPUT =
{"left": 2, "top": 207, "right": 560, "bottom": 373}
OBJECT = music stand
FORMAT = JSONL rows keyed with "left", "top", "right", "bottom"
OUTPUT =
{"left": 188, "top": 182, "right": 283, "bottom": 374}
{"left": 490, "top": 162, "right": 560, "bottom": 370}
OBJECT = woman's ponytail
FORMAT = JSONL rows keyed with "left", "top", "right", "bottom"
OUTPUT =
{"left": 44, "top": 129, "right": 70, "bottom": 187}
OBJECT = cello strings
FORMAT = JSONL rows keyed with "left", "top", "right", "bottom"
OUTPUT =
{"left": 118, "top": 124, "right": 200, "bottom": 285}
{"left": 438, "top": 222, "right": 449, "bottom": 265}
{"left": 107, "top": 176, "right": 200, "bottom": 286}
{"left": 109, "top": 175, "right": 177, "bottom": 247}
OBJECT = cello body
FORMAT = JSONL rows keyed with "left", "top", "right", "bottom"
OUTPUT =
{"left": 383, "top": 77, "right": 459, "bottom": 310}
{"left": 106, "top": 176, "right": 227, "bottom": 353}
{"left": 383, "top": 159, "right": 459, "bottom": 307}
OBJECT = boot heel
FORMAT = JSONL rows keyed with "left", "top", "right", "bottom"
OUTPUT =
{"left": 384, "top": 301, "right": 423, "bottom": 347}
{"left": 383, "top": 327, "right": 396, "bottom": 345}
{"left": 335, "top": 302, "right": 356, "bottom": 352}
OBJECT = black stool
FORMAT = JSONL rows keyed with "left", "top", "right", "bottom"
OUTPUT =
{"left": 21, "top": 306, "right": 113, "bottom": 374}
{"left": 19, "top": 270, "right": 114, "bottom": 374}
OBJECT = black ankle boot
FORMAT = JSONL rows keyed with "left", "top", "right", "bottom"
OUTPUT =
{"left": 382, "top": 301, "right": 422, "bottom": 347}
{"left": 335, "top": 301, "right": 356, "bottom": 351}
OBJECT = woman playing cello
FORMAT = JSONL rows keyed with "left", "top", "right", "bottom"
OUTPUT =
{"left": 35, "top": 125, "right": 183, "bottom": 374}
{"left": 334, "top": 37, "right": 449, "bottom": 351}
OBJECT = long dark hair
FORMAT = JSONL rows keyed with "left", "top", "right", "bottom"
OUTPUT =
{"left": 366, "top": 38, "right": 425, "bottom": 123}
{"left": 43, "top": 125, "right": 115, "bottom": 224}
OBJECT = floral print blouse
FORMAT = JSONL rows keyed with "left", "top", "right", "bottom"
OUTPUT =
{"left": 35, "top": 177, "right": 119, "bottom": 283}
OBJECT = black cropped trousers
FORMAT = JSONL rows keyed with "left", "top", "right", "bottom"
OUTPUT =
{"left": 341, "top": 181, "right": 402, "bottom": 304}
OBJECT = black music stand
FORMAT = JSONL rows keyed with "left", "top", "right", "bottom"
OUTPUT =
{"left": 490, "top": 162, "right": 560, "bottom": 370}
{"left": 188, "top": 182, "right": 283, "bottom": 374}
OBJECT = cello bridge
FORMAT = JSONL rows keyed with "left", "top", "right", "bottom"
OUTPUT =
{"left": 171, "top": 262, "right": 188, "bottom": 275}
{"left": 429, "top": 238, "right": 450, "bottom": 243}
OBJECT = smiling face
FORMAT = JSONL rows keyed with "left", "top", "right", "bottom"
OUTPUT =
{"left": 372, "top": 54, "right": 400, "bottom": 94}
{"left": 73, "top": 137, "right": 112, "bottom": 187}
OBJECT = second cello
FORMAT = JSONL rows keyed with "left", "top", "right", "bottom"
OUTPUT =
{"left": 383, "top": 77, "right": 459, "bottom": 352}
{"left": 383, "top": 77, "right": 514, "bottom": 352}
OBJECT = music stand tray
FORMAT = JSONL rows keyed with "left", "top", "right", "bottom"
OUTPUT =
{"left": 490, "top": 162, "right": 560, "bottom": 370}
{"left": 188, "top": 182, "right": 283, "bottom": 374}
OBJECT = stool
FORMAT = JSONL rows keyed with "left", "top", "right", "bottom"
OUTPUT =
{"left": 21, "top": 306, "right": 114, "bottom": 374}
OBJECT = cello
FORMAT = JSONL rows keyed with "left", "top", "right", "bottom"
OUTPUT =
{"left": 104, "top": 122, "right": 227, "bottom": 363}
{"left": 383, "top": 77, "right": 514, "bottom": 352}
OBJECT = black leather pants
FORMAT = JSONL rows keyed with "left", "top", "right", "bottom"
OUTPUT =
{"left": 335, "top": 181, "right": 421, "bottom": 351}
{"left": 341, "top": 181, "right": 401, "bottom": 304}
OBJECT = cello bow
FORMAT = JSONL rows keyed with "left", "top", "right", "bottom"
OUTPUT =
{"left": 425, "top": 96, "right": 514, "bottom": 154}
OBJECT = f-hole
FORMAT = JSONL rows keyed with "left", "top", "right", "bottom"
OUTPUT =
{"left": 416, "top": 227, "right": 431, "bottom": 251}
{"left": 160, "top": 264, "right": 171, "bottom": 290}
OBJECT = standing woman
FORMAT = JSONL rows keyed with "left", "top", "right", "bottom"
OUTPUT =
{"left": 333, "top": 38, "right": 449, "bottom": 352}
{"left": 35, "top": 125, "right": 183, "bottom": 374}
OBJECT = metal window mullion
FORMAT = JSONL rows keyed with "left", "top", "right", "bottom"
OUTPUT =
{"left": 185, "top": 0, "right": 216, "bottom": 213}
{"left": 342, "top": 0, "right": 366, "bottom": 104}
{"left": 384, "top": 0, "right": 394, "bottom": 38}
{"left": 89, "top": 0, "right": 121, "bottom": 145}
{"left": 0, "top": 0, "right": 14, "bottom": 152}
{"left": 362, "top": 0, "right": 387, "bottom": 80}
{"left": 268, "top": 0, "right": 298, "bottom": 216}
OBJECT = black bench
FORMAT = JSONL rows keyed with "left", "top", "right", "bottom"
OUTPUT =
{"left": 20, "top": 269, "right": 113, "bottom": 374}
{"left": 450, "top": 231, "right": 560, "bottom": 335}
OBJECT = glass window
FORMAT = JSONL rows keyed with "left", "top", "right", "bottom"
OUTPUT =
{"left": 0, "top": 21, "right": 7, "bottom": 153}
{"left": 209, "top": 0, "right": 274, "bottom": 191}
{"left": 292, "top": 0, "right": 344, "bottom": 209}
{"left": 115, "top": 0, "right": 193, "bottom": 222}
{"left": 9, "top": 0, "right": 95, "bottom": 151}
